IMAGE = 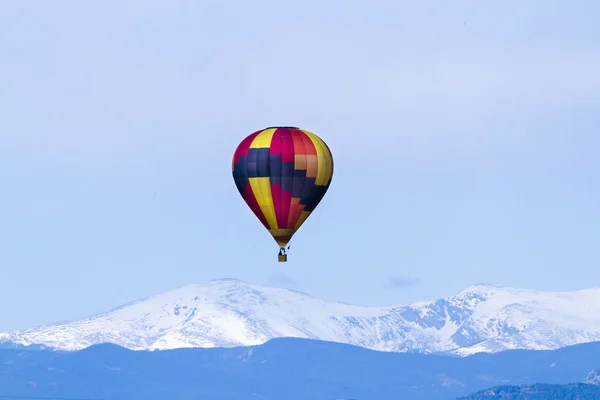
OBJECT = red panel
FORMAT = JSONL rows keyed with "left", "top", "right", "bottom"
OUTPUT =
{"left": 287, "top": 198, "right": 304, "bottom": 229}
{"left": 280, "top": 128, "right": 295, "bottom": 162}
{"left": 270, "top": 128, "right": 283, "bottom": 155}
{"left": 270, "top": 183, "right": 283, "bottom": 229}
{"left": 280, "top": 189, "right": 292, "bottom": 229}
{"left": 291, "top": 129, "right": 308, "bottom": 156}
{"left": 297, "top": 130, "right": 317, "bottom": 155}
{"left": 233, "top": 130, "right": 262, "bottom": 164}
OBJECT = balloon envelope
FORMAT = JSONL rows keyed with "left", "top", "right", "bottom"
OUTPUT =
{"left": 232, "top": 126, "right": 334, "bottom": 247}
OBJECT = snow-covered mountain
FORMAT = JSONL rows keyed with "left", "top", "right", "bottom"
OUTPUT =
{"left": 2, "top": 278, "right": 600, "bottom": 356}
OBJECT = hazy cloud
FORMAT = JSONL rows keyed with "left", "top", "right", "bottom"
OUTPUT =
{"left": 389, "top": 275, "right": 422, "bottom": 288}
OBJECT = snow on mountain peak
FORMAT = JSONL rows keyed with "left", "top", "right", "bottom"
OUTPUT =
{"left": 2, "top": 280, "right": 600, "bottom": 356}
{"left": 584, "top": 370, "right": 600, "bottom": 386}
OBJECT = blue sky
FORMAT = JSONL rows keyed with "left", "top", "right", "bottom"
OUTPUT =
{"left": 1, "top": 1, "right": 599, "bottom": 331}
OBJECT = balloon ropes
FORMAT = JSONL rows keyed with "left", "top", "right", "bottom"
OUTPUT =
{"left": 232, "top": 126, "right": 334, "bottom": 262}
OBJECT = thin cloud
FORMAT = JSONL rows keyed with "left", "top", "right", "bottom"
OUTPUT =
{"left": 389, "top": 275, "right": 422, "bottom": 288}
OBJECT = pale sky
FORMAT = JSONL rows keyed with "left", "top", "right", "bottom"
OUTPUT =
{"left": 1, "top": 0, "right": 599, "bottom": 331}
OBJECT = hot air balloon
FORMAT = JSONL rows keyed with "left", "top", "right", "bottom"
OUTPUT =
{"left": 232, "top": 126, "right": 334, "bottom": 262}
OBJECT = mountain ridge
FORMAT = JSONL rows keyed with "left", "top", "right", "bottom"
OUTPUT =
{"left": 2, "top": 278, "right": 600, "bottom": 356}
{"left": 458, "top": 368, "right": 600, "bottom": 400}
{"left": 2, "top": 337, "right": 600, "bottom": 400}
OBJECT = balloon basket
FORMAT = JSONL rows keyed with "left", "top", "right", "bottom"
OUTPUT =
{"left": 278, "top": 254, "right": 288, "bottom": 262}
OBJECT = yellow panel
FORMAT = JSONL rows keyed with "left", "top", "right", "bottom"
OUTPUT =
{"left": 316, "top": 135, "right": 333, "bottom": 184}
{"left": 300, "top": 129, "right": 333, "bottom": 186}
{"left": 247, "top": 128, "right": 278, "bottom": 229}
{"left": 294, "top": 210, "right": 312, "bottom": 230}
{"left": 250, "top": 128, "right": 276, "bottom": 148}
{"left": 249, "top": 177, "right": 278, "bottom": 229}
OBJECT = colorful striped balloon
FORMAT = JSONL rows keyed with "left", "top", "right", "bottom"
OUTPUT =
{"left": 232, "top": 126, "right": 334, "bottom": 260}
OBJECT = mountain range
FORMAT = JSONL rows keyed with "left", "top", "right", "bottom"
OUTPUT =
{"left": 458, "top": 370, "right": 600, "bottom": 400}
{"left": 2, "top": 278, "right": 600, "bottom": 356}
{"left": 1, "top": 338, "right": 600, "bottom": 400}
